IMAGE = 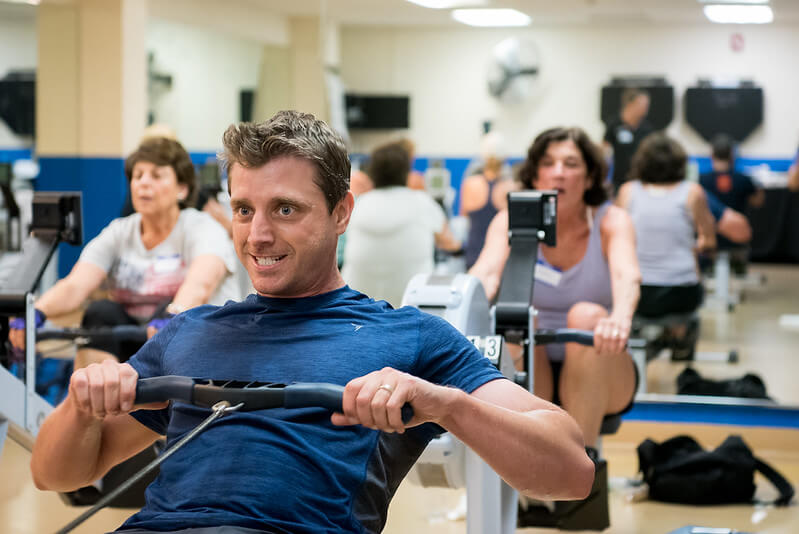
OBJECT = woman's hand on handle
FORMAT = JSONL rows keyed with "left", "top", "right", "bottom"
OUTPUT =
{"left": 593, "top": 314, "right": 631, "bottom": 355}
{"left": 332, "top": 367, "right": 457, "bottom": 434}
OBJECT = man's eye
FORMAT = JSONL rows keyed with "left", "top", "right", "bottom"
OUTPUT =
{"left": 279, "top": 206, "right": 294, "bottom": 216}
{"left": 237, "top": 207, "right": 251, "bottom": 216}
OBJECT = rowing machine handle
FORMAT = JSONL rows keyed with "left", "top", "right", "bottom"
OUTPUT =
{"left": 284, "top": 383, "right": 415, "bottom": 425}
{"left": 136, "top": 375, "right": 195, "bottom": 405}
{"left": 534, "top": 328, "right": 594, "bottom": 346}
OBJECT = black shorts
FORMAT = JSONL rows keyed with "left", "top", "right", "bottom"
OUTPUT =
{"left": 80, "top": 299, "right": 167, "bottom": 362}
{"left": 636, "top": 283, "right": 704, "bottom": 318}
{"left": 549, "top": 357, "right": 638, "bottom": 417}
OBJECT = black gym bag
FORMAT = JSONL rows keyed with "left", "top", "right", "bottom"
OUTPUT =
{"left": 676, "top": 367, "right": 771, "bottom": 400}
{"left": 637, "top": 435, "right": 794, "bottom": 506}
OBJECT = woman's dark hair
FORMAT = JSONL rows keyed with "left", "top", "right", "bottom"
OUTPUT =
{"left": 629, "top": 132, "right": 687, "bottom": 184}
{"left": 368, "top": 142, "right": 411, "bottom": 189}
{"left": 518, "top": 127, "right": 608, "bottom": 206}
{"left": 125, "top": 137, "right": 197, "bottom": 209}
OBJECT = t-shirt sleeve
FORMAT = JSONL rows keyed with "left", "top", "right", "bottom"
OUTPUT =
{"left": 78, "top": 218, "right": 123, "bottom": 273}
{"left": 413, "top": 314, "right": 505, "bottom": 394}
{"left": 183, "top": 211, "right": 238, "bottom": 275}
{"left": 126, "top": 315, "right": 186, "bottom": 435}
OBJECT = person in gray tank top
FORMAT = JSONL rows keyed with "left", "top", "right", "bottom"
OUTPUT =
{"left": 470, "top": 127, "right": 641, "bottom": 452}
{"left": 617, "top": 133, "right": 716, "bottom": 355}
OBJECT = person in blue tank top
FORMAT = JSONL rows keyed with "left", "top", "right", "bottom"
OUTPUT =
{"left": 30, "top": 111, "right": 595, "bottom": 534}
{"left": 470, "top": 127, "right": 641, "bottom": 454}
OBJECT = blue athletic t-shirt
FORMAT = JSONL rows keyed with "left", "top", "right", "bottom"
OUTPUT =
{"left": 121, "top": 286, "right": 504, "bottom": 533}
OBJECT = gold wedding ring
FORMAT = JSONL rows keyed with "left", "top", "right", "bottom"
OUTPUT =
{"left": 377, "top": 384, "right": 394, "bottom": 395}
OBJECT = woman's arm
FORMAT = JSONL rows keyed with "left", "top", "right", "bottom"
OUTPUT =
{"left": 787, "top": 162, "right": 799, "bottom": 192}
{"left": 9, "top": 262, "right": 107, "bottom": 349}
{"left": 598, "top": 206, "right": 641, "bottom": 353}
{"left": 34, "top": 261, "right": 107, "bottom": 318}
{"left": 433, "top": 220, "right": 462, "bottom": 253}
{"left": 467, "top": 210, "right": 510, "bottom": 301}
{"left": 687, "top": 184, "right": 717, "bottom": 253}
{"left": 459, "top": 175, "right": 487, "bottom": 215}
{"left": 168, "top": 254, "right": 228, "bottom": 312}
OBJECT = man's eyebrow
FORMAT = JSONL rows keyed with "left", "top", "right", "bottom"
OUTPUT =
{"left": 272, "top": 196, "right": 312, "bottom": 209}
{"left": 230, "top": 198, "right": 251, "bottom": 209}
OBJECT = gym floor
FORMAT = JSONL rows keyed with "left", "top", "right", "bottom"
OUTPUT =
{"left": 1, "top": 264, "right": 797, "bottom": 533}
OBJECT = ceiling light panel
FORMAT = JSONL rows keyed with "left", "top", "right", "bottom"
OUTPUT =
{"left": 452, "top": 8, "right": 532, "bottom": 27}
{"left": 703, "top": 5, "right": 774, "bottom": 24}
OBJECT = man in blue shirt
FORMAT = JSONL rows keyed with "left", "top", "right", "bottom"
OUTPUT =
{"left": 31, "top": 111, "right": 594, "bottom": 533}
{"left": 699, "top": 134, "right": 764, "bottom": 215}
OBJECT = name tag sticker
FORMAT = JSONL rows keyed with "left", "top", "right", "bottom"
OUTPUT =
{"left": 153, "top": 255, "right": 182, "bottom": 274}
{"left": 535, "top": 262, "right": 562, "bottom": 287}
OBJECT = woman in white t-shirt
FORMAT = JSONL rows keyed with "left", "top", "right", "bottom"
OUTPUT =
{"left": 342, "top": 142, "right": 461, "bottom": 307}
{"left": 9, "top": 137, "right": 240, "bottom": 367}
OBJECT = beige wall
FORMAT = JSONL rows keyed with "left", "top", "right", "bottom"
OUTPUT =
{"left": 341, "top": 23, "right": 799, "bottom": 158}
{"left": 37, "top": 0, "right": 146, "bottom": 157}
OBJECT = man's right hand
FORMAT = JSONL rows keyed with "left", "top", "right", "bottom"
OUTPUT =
{"left": 68, "top": 361, "right": 164, "bottom": 419}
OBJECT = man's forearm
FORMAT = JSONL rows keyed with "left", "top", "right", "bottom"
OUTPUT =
{"left": 439, "top": 389, "right": 594, "bottom": 500}
{"left": 31, "top": 396, "right": 104, "bottom": 491}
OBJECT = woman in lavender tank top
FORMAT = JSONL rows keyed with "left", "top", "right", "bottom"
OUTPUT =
{"left": 470, "top": 127, "right": 641, "bottom": 450}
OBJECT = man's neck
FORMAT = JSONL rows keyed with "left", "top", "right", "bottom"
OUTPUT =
{"left": 712, "top": 160, "right": 731, "bottom": 173}
{"left": 621, "top": 112, "right": 642, "bottom": 129}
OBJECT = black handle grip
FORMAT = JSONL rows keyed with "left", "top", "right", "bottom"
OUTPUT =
{"left": 284, "top": 383, "right": 414, "bottom": 424}
{"left": 107, "top": 325, "right": 149, "bottom": 343}
{"left": 135, "top": 376, "right": 195, "bottom": 405}
{"left": 36, "top": 325, "right": 148, "bottom": 345}
{"left": 534, "top": 328, "right": 594, "bottom": 346}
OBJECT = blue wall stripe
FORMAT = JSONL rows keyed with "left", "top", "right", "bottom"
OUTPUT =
{"left": 0, "top": 148, "right": 33, "bottom": 162}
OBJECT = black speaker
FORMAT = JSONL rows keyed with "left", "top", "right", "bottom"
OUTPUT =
{"left": 684, "top": 86, "right": 763, "bottom": 143}
{"left": 600, "top": 78, "right": 674, "bottom": 131}
{"left": 345, "top": 94, "right": 410, "bottom": 130}
{"left": 240, "top": 89, "right": 254, "bottom": 123}
{"left": 0, "top": 71, "right": 35, "bottom": 136}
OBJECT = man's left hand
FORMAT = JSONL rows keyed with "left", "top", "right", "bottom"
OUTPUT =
{"left": 332, "top": 367, "right": 459, "bottom": 434}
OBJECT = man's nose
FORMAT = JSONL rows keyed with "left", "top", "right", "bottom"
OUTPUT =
{"left": 247, "top": 212, "right": 276, "bottom": 245}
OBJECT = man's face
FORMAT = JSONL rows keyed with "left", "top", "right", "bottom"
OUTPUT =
{"left": 229, "top": 156, "right": 353, "bottom": 298}
{"left": 630, "top": 94, "right": 650, "bottom": 122}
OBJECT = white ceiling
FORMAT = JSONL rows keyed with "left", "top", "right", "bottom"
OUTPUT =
{"left": 244, "top": 0, "right": 799, "bottom": 26}
{"left": 2, "top": 0, "right": 798, "bottom": 25}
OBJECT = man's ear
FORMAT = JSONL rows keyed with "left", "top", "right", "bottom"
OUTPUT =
{"left": 334, "top": 191, "right": 355, "bottom": 235}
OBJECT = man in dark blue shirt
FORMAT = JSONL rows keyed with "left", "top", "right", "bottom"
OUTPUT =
{"left": 699, "top": 134, "right": 764, "bottom": 214}
{"left": 31, "top": 111, "right": 594, "bottom": 533}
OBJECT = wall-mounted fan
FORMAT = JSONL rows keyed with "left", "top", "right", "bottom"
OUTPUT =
{"left": 487, "top": 37, "right": 541, "bottom": 103}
